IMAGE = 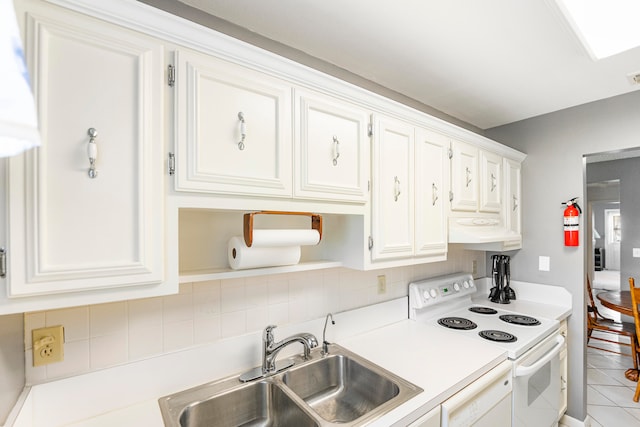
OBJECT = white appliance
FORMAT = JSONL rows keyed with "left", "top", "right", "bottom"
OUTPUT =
{"left": 409, "top": 273, "right": 563, "bottom": 427}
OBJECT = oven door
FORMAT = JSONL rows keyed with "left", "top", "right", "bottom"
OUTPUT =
{"left": 513, "top": 332, "right": 564, "bottom": 427}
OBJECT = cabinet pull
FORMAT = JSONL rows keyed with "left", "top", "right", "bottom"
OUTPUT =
{"left": 0, "top": 248, "right": 5, "bottom": 278}
{"left": 332, "top": 135, "right": 340, "bottom": 166}
{"left": 237, "top": 112, "right": 246, "bottom": 150}
{"left": 490, "top": 173, "right": 496, "bottom": 192}
{"left": 512, "top": 194, "right": 519, "bottom": 211}
{"left": 432, "top": 183, "right": 438, "bottom": 206}
{"left": 465, "top": 166, "right": 471, "bottom": 188}
{"left": 87, "top": 128, "right": 98, "bottom": 179}
{"left": 394, "top": 176, "right": 401, "bottom": 201}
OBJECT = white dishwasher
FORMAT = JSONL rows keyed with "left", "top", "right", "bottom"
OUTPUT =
{"left": 441, "top": 360, "right": 512, "bottom": 427}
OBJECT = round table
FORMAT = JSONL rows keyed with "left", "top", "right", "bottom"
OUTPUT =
{"left": 597, "top": 290, "right": 633, "bottom": 318}
{"left": 596, "top": 290, "right": 638, "bottom": 381}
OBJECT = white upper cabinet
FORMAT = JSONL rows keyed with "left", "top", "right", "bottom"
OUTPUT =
{"left": 6, "top": 1, "right": 165, "bottom": 298}
{"left": 479, "top": 150, "right": 502, "bottom": 213}
{"left": 505, "top": 158, "right": 522, "bottom": 235}
{"left": 371, "top": 115, "right": 415, "bottom": 260}
{"left": 174, "top": 48, "right": 293, "bottom": 197}
{"left": 370, "top": 115, "right": 448, "bottom": 263}
{"left": 415, "top": 128, "right": 449, "bottom": 257}
{"left": 450, "top": 140, "right": 479, "bottom": 212}
{"left": 294, "top": 89, "right": 369, "bottom": 202}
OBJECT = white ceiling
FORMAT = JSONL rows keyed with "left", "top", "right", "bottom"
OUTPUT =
{"left": 173, "top": 0, "right": 640, "bottom": 130}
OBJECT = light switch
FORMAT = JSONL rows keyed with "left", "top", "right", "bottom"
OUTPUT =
{"left": 539, "top": 256, "right": 550, "bottom": 271}
{"left": 634, "top": 248, "right": 640, "bottom": 258}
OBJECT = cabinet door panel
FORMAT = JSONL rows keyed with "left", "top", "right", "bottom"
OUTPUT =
{"left": 372, "top": 116, "right": 414, "bottom": 260}
{"left": 480, "top": 150, "right": 502, "bottom": 213}
{"left": 8, "top": 6, "right": 164, "bottom": 296}
{"left": 505, "top": 158, "right": 522, "bottom": 235}
{"left": 450, "top": 140, "right": 478, "bottom": 211}
{"left": 295, "top": 91, "right": 369, "bottom": 202}
{"left": 415, "top": 128, "right": 448, "bottom": 256}
{"left": 175, "top": 50, "right": 292, "bottom": 197}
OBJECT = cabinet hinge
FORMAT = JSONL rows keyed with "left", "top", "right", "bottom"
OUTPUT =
{"left": 367, "top": 123, "right": 373, "bottom": 138}
{"left": 0, "top": 248, "right": 6, "bottom": 278}
{"left": 449, "top": 191, "right": 454, "bottom": 202}
{"left": 168, "top": 64, "right": 175, "bottom": 87}
{"left": 168, "top": 152, "right": 175, "bottom": 175}
{"left": 368, "top": 236, "right": 373, "bottom": 251}
{"left": 448, "top": 147, "right": 453, "bottom": 159}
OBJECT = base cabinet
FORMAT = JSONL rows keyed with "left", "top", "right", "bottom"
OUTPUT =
{"left": 408, "top": 405, "right": 440, "bottom": 427}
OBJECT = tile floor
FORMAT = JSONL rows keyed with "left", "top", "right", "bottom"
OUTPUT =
{"left": 587, "top": 291, "right": 640, "bottom": 426}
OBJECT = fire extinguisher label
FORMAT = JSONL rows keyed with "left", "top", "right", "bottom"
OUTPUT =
{"left": 564, "top": 217, "right": 579, "bottom": 229}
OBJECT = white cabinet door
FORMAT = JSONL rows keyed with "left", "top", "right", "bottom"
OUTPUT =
{"left": 371, "top": 115, "right": 414, "bottom": 260}
{"left": 505, "top": 158, "right": 522, "bottom": 235}
{"left": 174, "top": 49, "right": 292, "bottom": 197}
{"left": 295, "top": 89, "right": 369, "bottom": 202}
{"left": 408, "top": 405, "right": 441, "bottom": 427}
{"left": 450, "top": 140, "right": 478, "bottom": 212}
{"left": 480, "top": 150, "right": 502, "bottom": 213}
{"left": 415, "top": 128, "right": 448, "bottom": 257}
{"left": 7, "top": 2, "right": 164, "bottom": 296}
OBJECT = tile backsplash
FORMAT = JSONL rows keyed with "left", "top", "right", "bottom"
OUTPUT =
{"left": 24, "top": 247, "right": 483, "bottom": 384}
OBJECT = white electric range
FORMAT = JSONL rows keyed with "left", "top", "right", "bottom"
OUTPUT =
{"left": 409, "top": 273, "right": 564, "bottom": 427}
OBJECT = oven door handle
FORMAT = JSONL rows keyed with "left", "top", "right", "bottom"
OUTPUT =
{"left": 514, "top": 335, "right": 564, "bottom": 378}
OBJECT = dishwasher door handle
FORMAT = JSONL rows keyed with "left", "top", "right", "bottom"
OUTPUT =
{"left": 514, "top": 335, "right": 564, "bottom": 377}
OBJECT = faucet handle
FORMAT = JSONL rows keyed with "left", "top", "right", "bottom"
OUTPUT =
{"left": 263, "top": 325, "right": 277, "bottom": 343}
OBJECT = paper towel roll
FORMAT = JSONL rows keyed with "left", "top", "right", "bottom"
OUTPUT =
{"left": 228, "top": 236, "right": 301, "bottom": 270}
{"left": 249, "top": 229, "right": 320, "bottom": 247}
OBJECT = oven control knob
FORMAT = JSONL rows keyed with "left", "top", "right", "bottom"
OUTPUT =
{"left": 453, "top": 282, "right": 461, "bottom": 292}
{"left": 469, "top": 279, "right": 475, "bottom": 287}
{"left": 429, "top": 289, "right": 438, "bottom": 299}
{"left": 463, "top": 281, "right": 470, "bottom": 289}
{"left": 423, "top": 290, "right": 431, "bottom": 300}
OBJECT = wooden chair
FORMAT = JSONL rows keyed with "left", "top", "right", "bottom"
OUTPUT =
{"left": 586, "top": 276, "right": 638, "bottom": 368}
{"left": 628, "top": 277, "right": 640, "bottom": 401}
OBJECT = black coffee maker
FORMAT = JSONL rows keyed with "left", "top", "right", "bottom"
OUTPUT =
{"left": 489, "top": 254, "right": 516, "bottom": 304}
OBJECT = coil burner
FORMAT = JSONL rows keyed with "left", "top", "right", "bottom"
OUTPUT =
{"left": 499, "top": 314, "right": 541, "bottom": 326}
{"left": 479, "top": 330, "right": 517, "bottom": 343}
{"left": 469, "top": 306, "right": 498, "bottom": 315}
{"left": 437, "top": 317, "right": 477, "bottom": 330}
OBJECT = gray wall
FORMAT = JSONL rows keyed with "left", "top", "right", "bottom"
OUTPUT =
{"left": 486, "top": 90, "right": 640, "bottom": 422}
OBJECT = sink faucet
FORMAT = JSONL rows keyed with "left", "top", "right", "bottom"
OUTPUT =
{"left": 322, "top": 313, "right": 335, "bottom": 355}
{"left": 262, "top": 325, "right": 318, "bottom": 374}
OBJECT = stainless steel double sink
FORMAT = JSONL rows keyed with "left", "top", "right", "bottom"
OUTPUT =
{"left": 158, "top": 344, "right": 422, "bottom": 426}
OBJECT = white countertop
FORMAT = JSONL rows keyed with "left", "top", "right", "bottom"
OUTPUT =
{"left": 9, "top": 282, "right": 571, "bottom": 427}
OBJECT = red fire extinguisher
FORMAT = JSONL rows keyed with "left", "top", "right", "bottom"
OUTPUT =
{"left": 562, "top": 197, "right": 582, "bottom": 246}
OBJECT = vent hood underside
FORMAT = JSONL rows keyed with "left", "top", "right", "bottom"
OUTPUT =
{"left": 448, "top": 217, "right": 521, "bottom": 252}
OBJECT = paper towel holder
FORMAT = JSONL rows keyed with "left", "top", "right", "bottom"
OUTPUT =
{"left": 243, "top": 211, "right": 323, "bottom": 247}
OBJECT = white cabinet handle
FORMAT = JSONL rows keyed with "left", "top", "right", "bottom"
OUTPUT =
{"left": 394, "top": 176, "right": 401, "bottom": 201}
{"left": 512, "top": 194, "right": 519, "bottom": 211}
{"left": 87, "top": 128, "right": 98, "bottom": 179}
{"left": 237, "top": 112, "right": 246, "bottom": 150}
{"left": 432, "top": 183, "right": 438, "bottom": 206}
{"left": 490, "top": 173, "right": 496, "bottom": 192}
{"left": 465, "top": 167, "right": 472, "bottom": 187}
{"left": 332, "top": 135, "right": 340, "bottom": 166}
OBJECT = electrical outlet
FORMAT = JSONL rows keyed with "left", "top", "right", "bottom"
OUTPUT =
{"left": 377, "top": 275, "right": 387, "bottom": 294}
{"left": 472, "top": 260, "right": 478, "bottom": 275}
{"left": 32, "top": 325, "right": 64, "bottom": 367}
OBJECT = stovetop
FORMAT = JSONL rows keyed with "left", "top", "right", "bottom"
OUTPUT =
{"left": 408, "top": 273, "right": 559, "bottom": 359}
